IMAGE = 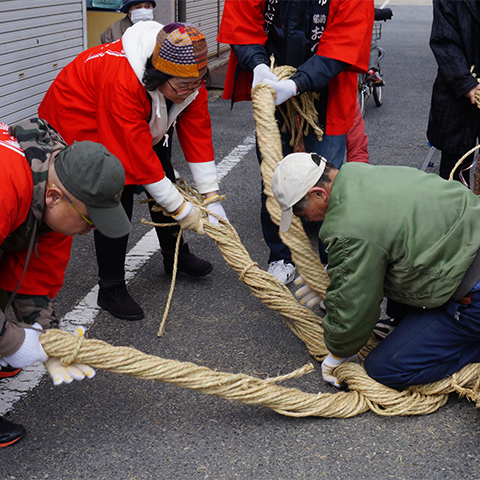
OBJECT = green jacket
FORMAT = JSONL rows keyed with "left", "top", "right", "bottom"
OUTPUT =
{"left": 321, "top": 163, "right": 480, "bottom": 357}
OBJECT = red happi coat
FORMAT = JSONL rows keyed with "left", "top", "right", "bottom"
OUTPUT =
{"left": 0, "top": 124, "right": 71, "bottom": 298}
{"left": 218, "top": 0, "right": 374, "bottom": 135}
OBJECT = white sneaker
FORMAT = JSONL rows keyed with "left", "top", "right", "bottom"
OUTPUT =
{"left": 268, "top": 260, "right": 297, "bottom": 285}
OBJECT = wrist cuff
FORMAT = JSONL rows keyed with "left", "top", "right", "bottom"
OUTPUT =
{"left": 172, "top": 201, "right": 193, "bottom": 220}
{"left": 144, "top": 177, "right": 184, "bottom": 213}
{"left": 188, "top": 161, "right": 219, "bottom": 194}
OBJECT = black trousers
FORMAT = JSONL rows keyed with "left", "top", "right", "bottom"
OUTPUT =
{"left": 95, "top": 130, "right": 183, "bottom": 280}
{"left": 439, "top": 151, "right": 472, "bottom": 186}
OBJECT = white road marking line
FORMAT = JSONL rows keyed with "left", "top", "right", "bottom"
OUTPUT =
{"left": 0, "top": 133, "right": 256, "bottom": 416}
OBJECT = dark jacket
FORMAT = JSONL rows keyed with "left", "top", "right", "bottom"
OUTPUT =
{"left": 427, "top": 0, "right": 480, "bottom": 154}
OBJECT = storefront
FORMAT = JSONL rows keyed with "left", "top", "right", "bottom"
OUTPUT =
{"left": 0, "top": 0, "right": 87, "bottom": 124}
{"left": 0, "top": 0, "right": 228, "bottom": 124}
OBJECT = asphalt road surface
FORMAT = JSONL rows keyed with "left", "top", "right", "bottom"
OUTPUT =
{"left": 2, "top": 3, "right": 480, "bottom": 480}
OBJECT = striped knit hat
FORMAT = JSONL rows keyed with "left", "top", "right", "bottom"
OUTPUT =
{"left": 152, "top": 23, "right": 207, "bottom": 78}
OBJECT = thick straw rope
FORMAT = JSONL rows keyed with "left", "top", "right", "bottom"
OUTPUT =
{"left": 41, "top": 329, "right": 480, "bottom": 417}
{"left": 38, "top": 71, "right": 480, "bottom": 417}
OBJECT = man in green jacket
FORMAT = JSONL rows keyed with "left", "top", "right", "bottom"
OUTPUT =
{"left": 272, "top": 152, "right": 480, "bottom": 388}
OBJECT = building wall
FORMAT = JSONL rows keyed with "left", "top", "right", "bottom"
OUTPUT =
{"left": 0, "top": 0, "right": 228, "bottom": 125}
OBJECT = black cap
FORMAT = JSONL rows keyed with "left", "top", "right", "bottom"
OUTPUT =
{"left": 54, "top": 141, "right": 131, "bottom": 238}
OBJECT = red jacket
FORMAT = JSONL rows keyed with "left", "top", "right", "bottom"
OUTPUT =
{"left": 218, "top": 0, "right": 374, "bottom": 135}
{"left": 0, "top": 124, "right": 71, "bottom": 298}
{"left": 39, "top": 39, "right": 214, "bottom": 186}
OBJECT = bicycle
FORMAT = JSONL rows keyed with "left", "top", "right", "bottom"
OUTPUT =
{"left": 357, "top": 22, "right": 385, "bottom": 117}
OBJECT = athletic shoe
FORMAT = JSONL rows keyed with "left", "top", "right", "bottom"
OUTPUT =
{"left": 0, "top": 365, "right": 21, "bottom": 378}
{"left": 0, "top": 418, "right": 25, "bottom": 448}
{"left": 268, "top": 260, "right": 297, "bottom": 285}
{"left": 373, "top": 317, "right": 398, "bottom": 341}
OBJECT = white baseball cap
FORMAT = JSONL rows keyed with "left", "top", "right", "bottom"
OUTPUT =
{"left": 271, "top": 152, "right": 327, "bottom": 232}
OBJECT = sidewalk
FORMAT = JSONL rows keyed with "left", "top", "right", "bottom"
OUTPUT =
{"left": 207, "top": 60, "right": 228, "bottom": 90}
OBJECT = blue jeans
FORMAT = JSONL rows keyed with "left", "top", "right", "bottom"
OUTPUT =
{"left": 364, "top": 281, "right": 480, "bottom": 387}
{"left": 258, "top": 130, "right": 346, "bottom": 263}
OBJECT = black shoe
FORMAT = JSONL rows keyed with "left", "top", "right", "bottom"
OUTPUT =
{"left": 0, "top": 418, "right": 25, "bottom": 448}
{"left": 373, "top": 317, "right": 399, "bottom": 341}
{"left": 0, "top": 365, "right": 21, "bottom": 378}
{"left": 98, "top": 279, "right": 145, "bottom": 321}
{"left": 163, "top": 243, "right": 213, "bottom": 277}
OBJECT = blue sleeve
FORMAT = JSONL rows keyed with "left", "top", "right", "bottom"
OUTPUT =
{"left": 231, "top": 44, "right": 269, "bottom": 72}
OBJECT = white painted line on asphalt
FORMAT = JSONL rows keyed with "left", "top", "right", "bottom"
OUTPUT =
{"left": 0, "top": 133, "right": 256, "bottom": 416}
{"left": 216, "top": 134, "right": 256, "bottom": 181}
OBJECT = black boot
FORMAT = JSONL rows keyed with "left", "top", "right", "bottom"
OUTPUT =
{"left": 162, "top": 243, "right": 213, "bottom": 277}
{"left": 0, "top": 418, "right": 25, "bottom": 448}
{"left": 97, "top": 279, "right": 144, "bottom": 321}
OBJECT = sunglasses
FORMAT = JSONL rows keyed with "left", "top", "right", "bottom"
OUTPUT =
{"left": 52, "top": 184, "right": 94, "bottom": 227}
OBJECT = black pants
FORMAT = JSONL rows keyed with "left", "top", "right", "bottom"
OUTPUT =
{"left": 95, "top": 130, "right": 183, "bottom": 280}
{"left": 439, "top": 151, "right": 472, "bottom": 186}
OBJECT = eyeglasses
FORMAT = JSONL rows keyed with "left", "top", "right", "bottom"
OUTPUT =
{"left": 52, "top": 184, "right": 94, "bottom": 227}
{"left": 166, "top": 78, "right": 206, "bottom": 95}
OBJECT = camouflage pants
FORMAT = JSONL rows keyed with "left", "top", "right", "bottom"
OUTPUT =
{"left": 0, "top": 290, "right": 58, "bottom": 329}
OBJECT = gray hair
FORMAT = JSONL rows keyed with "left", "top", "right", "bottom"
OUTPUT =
{"left": 292, "top": 162, "right": 335, "bottom": 215}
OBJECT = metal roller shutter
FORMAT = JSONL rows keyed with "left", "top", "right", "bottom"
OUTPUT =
{"left": 185, "top": 0, "right": 229, "bottom": 65}
{"left": 0, "top": 0, "right": 86, "bottom": 124}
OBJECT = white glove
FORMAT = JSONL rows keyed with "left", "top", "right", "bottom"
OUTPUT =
{"left": 44, "top": 358, "right": 95, "bottom": 386}
{"left": 44, "top": 327, "right": 96, "bottom": 386}
{"left": 262, "top": 78, "right": 297, "bottom": 105}
{"left": 294, "top": 275, "right": 323, "bottom": 308}
{"left": 321, "top": 352, "right": 360, "bottom": 388}
{"left": 2, "top": 322, "right": 48, "bottom": 368}
{"left": 206, "top": 195, "right": 229, "bottom": 225}
{"left": 173, "top": 201, "right": 205, "bottom": 235}
{"left": 252, "top": 64, "right": 279, "bottom": 89}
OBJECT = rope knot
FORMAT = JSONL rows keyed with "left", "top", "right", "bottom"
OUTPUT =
{"left": 451, "top": 371, "right": 480, "bottom": 406}
{"left": 61, "top": 331, "right": 84, "bottom": 367}
{"left": 239, "top": 261, "right": 259, "bottom": 283}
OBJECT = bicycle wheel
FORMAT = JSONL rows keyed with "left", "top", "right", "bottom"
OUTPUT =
{"left": 358, "top": 75, "right": 366, "bottom": 116}
{"left": 373, "top": 84, "right": 383, "bottom": 107}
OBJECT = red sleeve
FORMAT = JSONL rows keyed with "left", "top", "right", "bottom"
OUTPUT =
{"left": 0, "top": 232, "right": 72, "bottom": 298}
{"left": 346, "top": 98, "right": 369, "bottom": 163}
{"left": 317, "top": 0, "right": 374, "bottom": 73}
{"left": 176, "top": 86, "right": 214, "bottom": 164}
{"left": 218, "top": 0, "right": 265, "bottom": 101}
{"left": 0, "top": 128, "right": 32, "bottom": 244}
{"left": 217, "top": 0, "right": 266, "bottom": 45}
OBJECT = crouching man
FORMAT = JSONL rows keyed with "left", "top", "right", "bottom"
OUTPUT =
{"left": 0, "top": 118, "right": 130, "bottom": 447}
{"left": 272, "top": 152, "right": 480, "bottom": 389}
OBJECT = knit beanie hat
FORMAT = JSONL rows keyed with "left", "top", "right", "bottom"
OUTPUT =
{"left": 152, "top": 22, "right": 208, "bottom": 78}
{"left": 121, "top": 0, "right": 156, "bottom": 13}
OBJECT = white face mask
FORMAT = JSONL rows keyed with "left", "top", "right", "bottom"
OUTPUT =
{"left": 130, "top": 8, "right": 154, "bottom": 23}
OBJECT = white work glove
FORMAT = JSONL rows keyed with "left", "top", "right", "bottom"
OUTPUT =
{"left": 2, "top": 322, "right": 48, "bottom": 368}
{"left": 262, "top": 78, "right": 297, "bottom": 105}
{"left": 206, "top": 195, "right": 229, "bottom": 225}
{"left": 294, "top": 275, "right": 323, "bottom": 308}
{"left": 252, "top": 64, "right": 279, "bottom": 89}
{"left": 173, "top": 201, "right": 205, "bottom": 235}
{"left": 321, "top": 352, "right": 360, "bottom": 388}
{"left": 44, "top": 327, "right": 96, "bottom": 386}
